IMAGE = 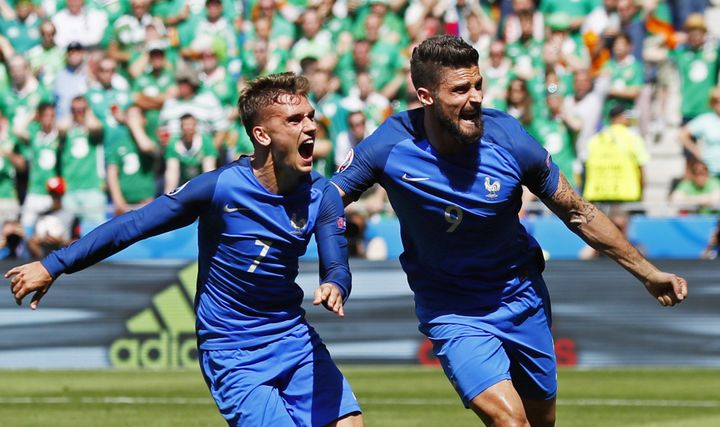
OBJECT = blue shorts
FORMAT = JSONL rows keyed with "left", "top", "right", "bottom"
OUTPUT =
{"left": 199, "top": 325, "right": 361, "bottom": 427}
{"left": 419, "top": 272, "right": 557, "bottom": 406}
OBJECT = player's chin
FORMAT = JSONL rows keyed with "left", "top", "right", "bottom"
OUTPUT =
{"left": 296, "top": 159, "right": 313, "bottom": 174}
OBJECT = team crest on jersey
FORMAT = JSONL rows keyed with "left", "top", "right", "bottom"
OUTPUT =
{"left": 484, "top": 177, "right": 501, "bottom": 199}
{"left": 290, "top": 214, "right": 307, "bottom": 235}
{"left": 336, "top": 149, "right": 354, "bottom": 173}
{"left": 167, "top": 181, "right": 189, "bottom": 196}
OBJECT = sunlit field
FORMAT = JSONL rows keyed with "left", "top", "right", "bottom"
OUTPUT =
{"left": 1, "top": 367, "right": 718, "bottom": 426}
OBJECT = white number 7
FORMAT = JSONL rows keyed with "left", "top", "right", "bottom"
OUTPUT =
{"left": 444, "top": 205, "right": 463, "bottom": 233}
{"left": 248, "top": 239, "right": 272, "bottom": 273}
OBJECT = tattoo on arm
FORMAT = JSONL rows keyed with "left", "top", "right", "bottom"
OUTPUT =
{"left": 547, "top": 174, "right": 598, "bottom": 226}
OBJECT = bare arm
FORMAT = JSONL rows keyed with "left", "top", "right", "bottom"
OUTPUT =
{"left": 679, "top": 125, "right": 702, "bottom": 160}
{"left": 542, "top": 173, "right": 688, "bottom": 306}
{"left": 106, "top": 164, "right": 128, "bottom": 216}
{"left": 127, "top": 52, "right": 149, "bottom": 79}
{"left": 163, "top": 158, "right": 180, "bottom": 194}
{"left": 202, "top": 155, "right": 216, "bottom": 173}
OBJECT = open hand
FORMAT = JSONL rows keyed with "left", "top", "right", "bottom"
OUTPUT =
{"left": 313, "top": 283, "right": 345, "bottom": 317}
{"left": 5, "top": 262, "right": 54, "bottom": 310}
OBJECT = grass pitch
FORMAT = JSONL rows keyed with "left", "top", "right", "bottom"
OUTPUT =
{"left": 0, "top": 367, "right": 718, "bottom": 426}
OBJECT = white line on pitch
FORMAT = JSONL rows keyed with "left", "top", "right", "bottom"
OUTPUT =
{"left": 0, "top": 397, "right": 718, "bottom": 408}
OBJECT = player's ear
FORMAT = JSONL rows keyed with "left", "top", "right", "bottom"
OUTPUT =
{"left": 252, "top": 125, "right": 271, "bottom": 147}
{"left": 416, "top": 87, "right": 434, "bottom": 107}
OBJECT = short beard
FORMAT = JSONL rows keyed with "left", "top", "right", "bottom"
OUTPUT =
{"left": 431, "top": 102, "right": 484, "bottom": 146}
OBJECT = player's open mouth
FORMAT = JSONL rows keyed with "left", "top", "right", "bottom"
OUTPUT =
{"left": 460, "top": 109, "right": 481, "bottom": 124}
{"left": 299, "top": 140, "right": 314, "bottom": 160}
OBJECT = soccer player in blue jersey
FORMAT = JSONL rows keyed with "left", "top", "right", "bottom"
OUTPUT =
{"left": 332, "top": 35, "right": 688, "bottom": 427}
{"left": 6, "top": 73, "right": 364, "bottom": 427}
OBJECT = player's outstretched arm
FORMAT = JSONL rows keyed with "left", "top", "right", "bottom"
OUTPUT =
{"left": 313, "top": 283, "right": 345, "bottom": 317}
{"left": 542, "top": 173, "right": 688, "bottom": 306}
{"left": 5, "top": 261, "right": 54, "bottom": 309}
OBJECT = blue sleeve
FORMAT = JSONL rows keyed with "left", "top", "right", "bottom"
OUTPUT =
{"left": 489, "top": 110, "right": 560, "bottom": 199}
{"left": 516, "top": 128, "right": 560, "bottom": 199}
{"left": 41, "top": 172, "right": 219, "bottom": 278}
{"left": 331, "top": 109, "right": 420, "bottom": 201}
{"left": 314, "top": 181, "right": 352, "bottom": 303}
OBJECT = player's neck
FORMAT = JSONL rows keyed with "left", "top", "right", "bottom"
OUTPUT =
{"left": 424, "top": 111, "right": 465, "bottom": 156}
{"left": 251, "top": 153, "right": 301, "bottom": 195}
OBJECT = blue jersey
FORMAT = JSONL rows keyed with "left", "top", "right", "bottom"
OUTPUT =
{"left": 43, "top": 157, "right": 351, "bottom": 350}
{"left": 332, "top": 108, "right": 559, "bottom": 321}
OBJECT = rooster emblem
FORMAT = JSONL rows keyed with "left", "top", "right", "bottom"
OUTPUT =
{"left": 484, "top": 177, "right": 500, "bottom": 199}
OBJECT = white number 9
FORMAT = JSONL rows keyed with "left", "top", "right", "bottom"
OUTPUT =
{"left": 444, "top": 205, "right": 463, "bottom": 233}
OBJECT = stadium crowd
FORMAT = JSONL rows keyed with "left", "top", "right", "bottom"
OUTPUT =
{"left": 1, "top": 0, "right": 720, "bottom": 260}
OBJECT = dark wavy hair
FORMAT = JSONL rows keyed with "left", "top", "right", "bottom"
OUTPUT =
{"left": 410, "top": 35, "right": 480, "bottom": 92}
{"left": 237, "top": 72, "right": 310, "bottom": 139}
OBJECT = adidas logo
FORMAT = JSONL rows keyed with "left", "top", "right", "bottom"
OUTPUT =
{"left": 109, "top": 263, "right": 198, "bottom": 369}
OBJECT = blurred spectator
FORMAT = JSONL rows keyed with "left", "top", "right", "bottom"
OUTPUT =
{"left": 27, "top": 176, "right": 79, "bottom": 259}
{"left": 245, "top": 0, "right": 296, "bottom": 51}
{"left": 344, "top": 210, "right": 367, "bottom": 258}
{"left": 539, "top": 0, "right": 595, "bottom": 34}
{"left": 15, "top": 102, "right": 61, "bottom": 228}
{"left": 616, "top": 0, "right": 646, "bottom": 61}
{"left": 57, "top": 95, "right": 106, "bottom": 223}
{"left": 505, "top": 11, "right": 544, "bottom": 81}
{"left": 314, "top": 0, "right": 354, "bottom": 56}
{"left": 51, "top": 0, "right": 108, "bottom": 49}
{"left": 563, "top": 69, "right": 604, "bottom": 163}
{"left": 337, "top": 13, "right": 405, "bottom": 95}
{"left": 680, "top": 88, "right": 720, "bottom": 177}
{"left": 583, "top": 104, "right": 649, "bottom": 203}
{"left": 670, "top": 159, "right": 720, "bottom": 213}
{"left": 530, "top": 86, "right": 578, "bottom": 187}
{"left": 482, "top": 40, "right": 511, "bottom": 111}
{"left": 53, "top": 41, "right": 89, "bottom": 120}
{"left": 198, "top": 47, "right": 240, "bottom": 162}
{"left": 87, "top": 57, "right": 132, "bottom": 124}
{"left": 0, "top": 34, "right": 13, "bottom": 88}
{"left": 335, "top": 110, "right": 369, "bottom": 170}
{"left": 701, "top": 218, "right": 720, "bottom": 259}
{"left": 600, "top": 32, "right": 643, "bottom": 122}
{"left": 106, "top": 121, "right": 156, "bottom": 216}
{"left": 158, "top": 65, "right": 228, "bottom": 149}
{"left": 353, "top": 0, "right": 407, "bottom": 47}
{"left": 1, "top": 0, "right": 40, "bottom": 54}
{"left": 163, "top": 113, "right": 217, "bottom": 193}
{"left": 290, "top": 7, "right": 337, "bottom": 73}
{"left": 126, "top": 41, "right": 177, "bottom": 155}
{"left": 463, "top": 10, "right": 495, "bottom": 63}
{"left": 0, "top": 115, "right": 25, "bottom": 225}
{"left": 340, "top": 70, "right": 392, "bottom": 133}
{"left": 86, "top": 57, "right": 135, "bottom": 173}
{"left": 3, "top": 55, "right": 52, "bottom": 127}
{"left": 0, "top": 219, "right": 27, "bottom": 260}
{"left": 670, "top": 13, "right": 718, "bottom": 123}
{"left": 109, "top": 0, "right": 165, "bottom": 68}
{"left": 668, "top": 0, "right": 709, "bottom": 30}
{"left": 582, "top": 0, "right": 620, "bottom": 47}
{"left": 305, "top": 58, "right": 343, "bottom": 177}
{"left": 27, "top": 20, "right": 65, "bottom": 88}
{"left": 180, "top": 0, "right": 239, "bottom": 63}
{"left": 545, "top": 12, "right": 590, "bottom": 72}
{"left": 240, "top": 36, "right": 288, "bottom": 84}
{"left": 503, "top": 0, "right": 544, "bottom": 44}
{"left": 506, "top": 77, "right": 533, "bottom": 127}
